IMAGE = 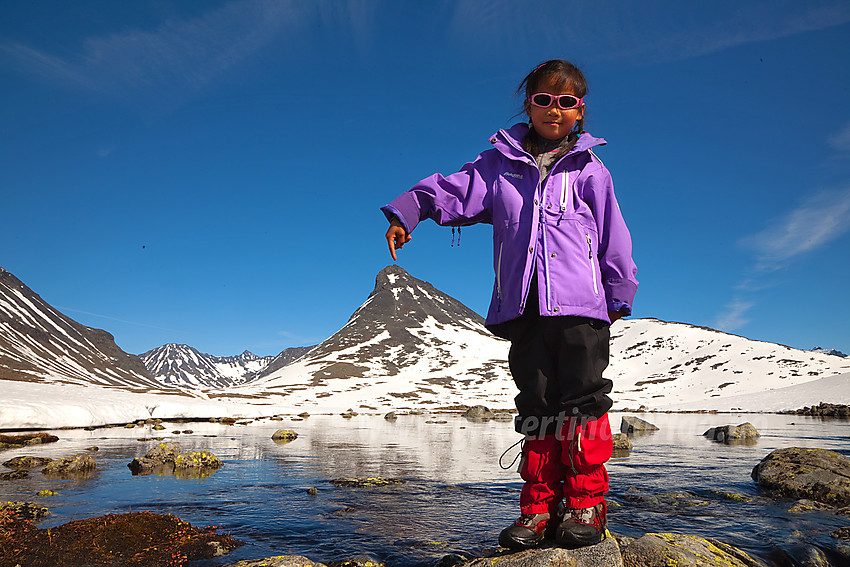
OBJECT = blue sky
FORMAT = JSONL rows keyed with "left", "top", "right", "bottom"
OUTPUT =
{"left": 2, "top": 1, "right": 850, "bottom": 357}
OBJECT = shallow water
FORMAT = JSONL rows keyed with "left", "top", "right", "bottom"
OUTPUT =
{"left": 1, "top": 412, "right": 849, "bottom": 566}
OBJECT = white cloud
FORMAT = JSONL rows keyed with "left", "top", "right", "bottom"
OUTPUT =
{"left": 741, "top": 188, "right": 850, "bottom": 271}
{"left": 0, "top": 0, "right": 328, "bottom": 100}
{"left": 445, "top": 0, "right": 850, "bottom": 65}
{"left": 829, "top": 121, "right": 850, "bottom": 153}
{"left": 714, "top": 298, "right": 754, "bottom": 331}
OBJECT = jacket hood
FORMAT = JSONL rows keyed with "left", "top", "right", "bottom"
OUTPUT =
{"left": 491, "top": 123, "right": 606, "bottom": 161}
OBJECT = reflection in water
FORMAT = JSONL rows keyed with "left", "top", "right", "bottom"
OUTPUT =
{"left": 0, "top": 413, "right": 848, "bottom": 566}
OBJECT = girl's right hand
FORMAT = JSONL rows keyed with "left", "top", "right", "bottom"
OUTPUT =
{"left": 385, "top": 219, "right": 412, "bottom": 261}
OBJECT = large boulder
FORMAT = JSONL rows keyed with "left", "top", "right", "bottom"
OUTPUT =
{"left": 751, "top": 447, "right": 850, "bottom": 507}
{"left": 41, "top": 454, "right": 96, "bottom": 477}
{"left": 461, "top": 537, "right": 621, "bottom": 567}
{"left": 703, "top": 423, "right": 760, "bottom": 444}
{"left": 128, "top": 442, "right": 223, "bottom": 478}
{"left": 622, "top": 533, "right": 765, "bottom": 566}
{"left": 620, "top": 416, "right": 659, "bottom": 434}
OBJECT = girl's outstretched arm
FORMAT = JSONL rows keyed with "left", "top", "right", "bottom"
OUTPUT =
{"left": 385, "top": 218, "right": 412, "bottom": 261}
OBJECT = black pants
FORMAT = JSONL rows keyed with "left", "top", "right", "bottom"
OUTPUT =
{"left": 504, "top": 279, "right": 612, "bottom": 436}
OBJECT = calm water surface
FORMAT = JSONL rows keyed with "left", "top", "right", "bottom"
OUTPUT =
{"left": 1, "top": 412, "right": 849, "bottom": 566}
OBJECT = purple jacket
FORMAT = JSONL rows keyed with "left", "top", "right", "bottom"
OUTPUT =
{"left": 382, "top": 123, "right": 638, "bottom": 332}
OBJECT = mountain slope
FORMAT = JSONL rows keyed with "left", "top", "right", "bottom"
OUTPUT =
{"left": 222, "top": 266, "right": 850, "bottom": 412}
{"left": 225, "top": 265, "right": 515, "bottom": 409}
{"left": 0, "top": 267, "right": 171, "bottom": 392}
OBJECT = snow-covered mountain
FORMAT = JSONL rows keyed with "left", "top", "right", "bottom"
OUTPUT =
{"left": 218, "top": 265, "right": 850, "bottom": 413}
{"left": 139, "top": 344, "right": 314, "bottom": 390}
{"left": 139, "top": 344, "right": 274, "bottom": 389}
{"left": 608, "top": 319, "right": 850, "bottom": 411}
{"left": 223, "top": 265, "right": 516, "bottom": 410}
{"left": 0, "top": 266, "right": 170, "bottom": 392}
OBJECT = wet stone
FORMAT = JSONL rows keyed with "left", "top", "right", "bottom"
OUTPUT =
{"left": 0, "top": 501, "right": 50, "bottom": 520}
{"left": 703, "top": 422, "right": 760, "bottom": 444}
{"left": 2, "top": 456, "right": 53, "bottom": 469}
{"left": 621, "top": 533, "right": 763, "bottom": 567}
{"left": 41, "top": 454, "right": 96, "bottom": 477}
{"left": 0, "top": 432, "right": 59, "bottom": 450}
{"left": 330, "top": 477, "right": 403, "bottom": 488}
{"left": 752, "top": 447, "right": 850, "bottom": 507}
{"left": 620, "top": 416, "right": 659, "bottom": 434}
{"left": 463, "top": 405, "right": 495, "bottom": 421}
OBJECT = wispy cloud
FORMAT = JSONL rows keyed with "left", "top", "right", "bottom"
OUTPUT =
{"left": 715, "top": 298, "right": 754, "bottom": 332}
{"left": 56, "top": 305, "right": 179, "bottom": 333}
{"left": 446, "top": 0, "right": 850, "bottom": 65}
{"left": 0, "top": 0, "right": 317, "bottom": 101}
{"left": 715, "top": 186, "right": 850, "bottom": 331}
{"left": 741, "top": 187, "right": 850, "bottom": 271}
{"left": 829, "top": 121, "right": 850, "bottom": 153}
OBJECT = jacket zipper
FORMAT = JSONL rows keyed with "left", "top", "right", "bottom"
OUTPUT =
{"left": 496, "top": 242, "right": 504, "bottom": 307}
{"left": 586, "top": 234, "right": 599, "bottom": 295}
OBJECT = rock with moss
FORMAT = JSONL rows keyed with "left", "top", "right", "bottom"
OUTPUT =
{"left": 0, "top": 501, "right": 50, "bottom": 520}
{"left": 622, "top": 533, "right": 765, "bottom": 566}
{"left": 384, "top": 411, "right": 398, "bottom": 421}
{"left": 271, "top": 429, "right": 298, "bottom": 443}
{"left": 1, "top": 470, "right": 28, "bottom": 480}
{"left": 3, "top": 456, "right": 53, "bottom": 469}
{"left": 704, "top": 422, "right": 760, "bottom": 444}
{"left": 0, "top": 432, "right": 59, "bottom": 450}
{"left": 175, "top": 450, "right": 222, "bottom": 471}
{"left": 612, "top": 433, "right": 633, "bottom": 454}
{"left": 41, "top": 454, "right": 96, "bottom": 477}
{"left": 127, "top": 442, "right": 223, "bottom": 478}
{"left": 224, "top": 556, "right": 328, "bottom": 567}
{"left": 464, "top": 536, "right": 621, "bottom": 567}
{"left": 620, "top": 416, "right": 658, "bottom": 434}
{"left": 751, "top": 447, "right": 850, "bottom": 507}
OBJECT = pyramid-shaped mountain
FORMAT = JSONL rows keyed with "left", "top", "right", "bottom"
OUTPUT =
{"left": 0, "top": 266, "right": 168, "bottom": 391}
{"left": 139, "top": 343, "right": 278, "bottom": 389}
{"left": 227, "top": 265, "right": 514, "bottom": 409}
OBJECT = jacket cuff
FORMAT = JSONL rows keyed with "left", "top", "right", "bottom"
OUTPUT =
{"left": 604, "top": 278, "right": 637, "bottom": 315}
{"left": 381, "top": 192, "right": 420, "bottom": 233}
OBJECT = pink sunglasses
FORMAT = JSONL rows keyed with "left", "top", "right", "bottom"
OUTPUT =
{"left": 528, "top": 92, "right": 584, "bottom": 110}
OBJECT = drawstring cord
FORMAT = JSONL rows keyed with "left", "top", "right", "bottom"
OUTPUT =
{"left": 499, "top": 437, "right": 525, "bottom": 470}
{"left": 451, "top": 227, "right": 462, "bottom": 247}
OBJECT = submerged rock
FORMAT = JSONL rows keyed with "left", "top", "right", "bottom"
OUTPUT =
{"left": 2, "top": 456, "right": 53, "bottom": 469}
{"left": 463, "top": 405, "right": 495, "bottom": 421}
{"left": 620, "top": 416, "right": 659, "bottom": 434}
{"left": 621, "top": 533, "right": 764, "bottom": 566}
{"left": 384, "top": 411, "right": 398, "bottom": 421}
{"left": 224, "top": 556, "right": 327, "bottom": 567}
{"left": 612, "top": 433, "right": 633, "bottom": 454}
{"left": 41, "top": 454, "right": 96, "bottom": 477}
{"left": 271, "top": 429, "right": 298, "bottom": 443}
{"left": 0, "top": 432, "right": 59, "bottom": 450}
{"left": 128, "top": 442, "right": 223, "bottom": 478}
{"left": 0, "top": 470, "right": 28, "bottom": 480}
{"left": 703, "top": 422, "right": 760, "bottom": 444}
{"left": 330, "top": 477, "right": 403, "bottom": 487}
{"left": 751, "top": 447, "right": 850, "bottom": 507}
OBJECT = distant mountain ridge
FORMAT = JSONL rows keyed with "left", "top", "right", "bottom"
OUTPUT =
{"left": 139, "top": 343, "right": 314, "bottom": 389}
{"left": 0, "top": 266, "right": 169, "bottom": 391}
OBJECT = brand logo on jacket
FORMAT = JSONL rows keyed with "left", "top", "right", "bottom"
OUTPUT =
{"left": 504, "top": 172, "right": 524, "bottom": 179}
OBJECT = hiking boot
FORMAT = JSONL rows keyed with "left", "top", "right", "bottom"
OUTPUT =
{"left": 555, "top": 501, "right": 606, "bottom": 548}
{"left": 498, "top": 512, "right": 552, "bottom": 549}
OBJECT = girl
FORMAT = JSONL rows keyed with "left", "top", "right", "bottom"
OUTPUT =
{"left": 381, "top": 60, "right": 638, "bottom": 550}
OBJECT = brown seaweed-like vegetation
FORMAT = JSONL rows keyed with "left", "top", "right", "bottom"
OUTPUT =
{"left": 0, "top": 509, "right": 242, "bottom": 566}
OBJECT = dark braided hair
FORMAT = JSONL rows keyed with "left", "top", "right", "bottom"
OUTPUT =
{"left": 517, "top": 60, "right": 587, "bottom": 156}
